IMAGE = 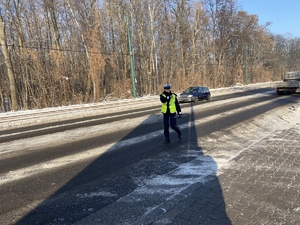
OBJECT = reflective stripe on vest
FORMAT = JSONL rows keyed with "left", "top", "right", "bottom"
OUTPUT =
{"left": 161, "top": 94, "right": 176, "bottom": 113}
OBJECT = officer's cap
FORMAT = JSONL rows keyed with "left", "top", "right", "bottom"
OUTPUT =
{"left": 163, "top": 84, "right": 171, "bottom": 89}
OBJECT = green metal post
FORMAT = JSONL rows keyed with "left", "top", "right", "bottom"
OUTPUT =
{"left": 244, "top": 46, "right": 248, "bottom": 85}
{"left": 284, "top": 55, "right": 286, "bottom": 77}
{"left": 126, "top": 16, "right": 137, "bottom": 98}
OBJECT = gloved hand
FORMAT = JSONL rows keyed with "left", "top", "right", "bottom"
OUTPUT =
{"left": 178, "top": 112, "right": 182, "bottom": 118}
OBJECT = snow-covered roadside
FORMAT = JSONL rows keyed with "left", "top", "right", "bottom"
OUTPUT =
{"left": 0, "top": 82, "right": 272, "bottom": 130}
{"left": 1, "top": 82, "right": 272, "bottom": 117}
{"left": 0, "top": 83, "right": 275, "bottom": 155}
{"left": 202, "top": 101, "right": 300, "bottom": 175}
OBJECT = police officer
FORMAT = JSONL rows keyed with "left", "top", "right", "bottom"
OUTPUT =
{"left": 160, "top": 84, "right": 182, "bottom": 144}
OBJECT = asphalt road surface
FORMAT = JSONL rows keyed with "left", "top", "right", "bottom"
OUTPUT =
{"left": 1, "top": 87, "right": 299, "bottom": 225}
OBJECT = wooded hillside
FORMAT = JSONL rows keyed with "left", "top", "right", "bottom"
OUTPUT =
{"left": 0, "top": 0, "right": 300, "bottom": 111}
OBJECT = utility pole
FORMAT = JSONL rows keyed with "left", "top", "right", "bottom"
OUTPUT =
{"left": 126, "top": 16, "right": 136, "bottom": 98}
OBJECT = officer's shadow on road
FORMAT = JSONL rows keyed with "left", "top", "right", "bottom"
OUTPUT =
{"left": 161, "top": 103, "right": 233, "bottom": 224}
{"left": 16, "top": 103, "right": 232, "bottom": 224}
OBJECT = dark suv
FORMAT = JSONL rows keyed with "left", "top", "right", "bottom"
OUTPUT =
{"left": 178, "top": 86, "right": 211, "bottom": 103}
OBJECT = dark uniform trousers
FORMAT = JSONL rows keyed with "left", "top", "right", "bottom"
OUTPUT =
{"left": 163, "top": 113, "right": 180, "bottom": 140}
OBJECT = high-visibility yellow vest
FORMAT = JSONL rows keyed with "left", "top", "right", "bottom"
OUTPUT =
{"left": 161, "top": 93, "right": 176, "bottom": 113}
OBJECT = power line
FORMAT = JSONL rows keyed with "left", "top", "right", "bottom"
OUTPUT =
{"left": 0, "top": 43, "right": 125, "bottom": 55}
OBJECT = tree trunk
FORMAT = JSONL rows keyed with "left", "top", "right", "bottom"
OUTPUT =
{"left": 0, "top": 15, "right": 18, "bottom": 110}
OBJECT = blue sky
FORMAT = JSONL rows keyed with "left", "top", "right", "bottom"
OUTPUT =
{"left": 240, "top": 0, "right": 300, "bottom": 37}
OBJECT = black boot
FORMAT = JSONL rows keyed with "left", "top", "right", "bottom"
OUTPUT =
{"left": 177, "top": 131, "right": 182, "bottom": 140}
{"left": 164, "top": 138, "right": 170, "bottom": 144}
